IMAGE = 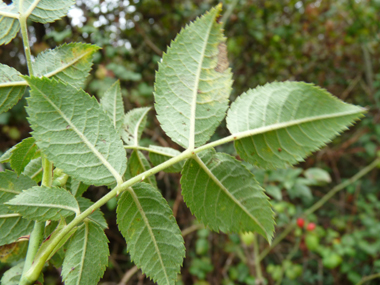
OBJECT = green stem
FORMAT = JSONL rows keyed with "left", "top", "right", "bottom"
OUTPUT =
{"left": 124, "top": 145, "right": 175, "bottom": 157}
{"left": 221, "top": 0, "right": 239, "bottom": 27}
{"left": 22, "top": 149, "right": 192, "bottom": 284}
{"left": 356, "top": 272, "right": 380, "bottom": 285}
{"left": 253, "top": 233, "right": 263, "bottom": 283}
{"left": 259, "top": 157, "right": 380, "bottom": 261}
{"left": 19, "top": 15, "right": 34, "bottom": 77}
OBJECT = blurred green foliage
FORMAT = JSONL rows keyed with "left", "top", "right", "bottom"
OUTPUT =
{"left": 1, "top": 0, "right": 380, "bottom": 284}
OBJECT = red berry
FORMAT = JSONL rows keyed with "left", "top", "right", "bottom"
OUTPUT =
{"left": 306, "top": 223, "right": 316, "bottom": 231}
{"left": 297, "top": 218, "right": 305, "bottom": 228}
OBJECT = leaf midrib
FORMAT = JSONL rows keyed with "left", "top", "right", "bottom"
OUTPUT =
{"left": 193, "top": 154, "right": 268, "bottom": 236}
{"left": 128, "top": 187, "right": 170, "bottom": 284}
{"left": 188, "top": 15, "right": 215, "bottom": 149}
{"left": 30, "top": 82, "right": 123, "bottom": 184}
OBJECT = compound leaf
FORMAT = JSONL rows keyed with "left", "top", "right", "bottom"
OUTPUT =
{"left": 148, "top": 145, "right": 184, "bottom": 173}
{"left": 121, "top": 107, "right": 150, "bottom": 146}
{"left": 15, "top": 0, "right": 74, "bottom": 23}
{"left": 128, "top": 150, "right": 157, "bottom": 188}
{"left": 181, "top": 149, "right": 274, "bottom": 242}
{"left": 0, "top": 171, "right": 36, "bottom": 246}
{"left": 100, "top": 80, "right": 124, "bottom": 133}
{"left": 154, "top": 4, "right": 232, "bottom": 148}
{"left": 61, "top": 221, "right": 109, "bottom": 285}
{"left": 25, "top": 77, "right": 127, "bottom": 186}
{"left": 0, "top": 3, "right": 20, "bottom": 46}
{"left": 0, "top": 64, "right": 26, "bottom": 114}
{"left": 117, "top": 183, "right": 185, "bottom": 285}
{"left": 10, "top": 137, "right": 38, "bottom": 175}
{"left": 226, "top": 82, "right": 365, "bottom": 169}
{"left": 6, "top": 186, "right": 80, "bottom": 221}
{"left": 33, "top": 43, "right": 100, "bottom": 88}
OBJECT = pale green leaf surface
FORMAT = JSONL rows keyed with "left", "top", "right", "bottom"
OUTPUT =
{"left": 10, "top": 137, "right": 38, "bottom": 175}
{"left": 0, "top": 144, "right": 16, "bottom": 163}
{"left": 25, "top": 77, "right": 127, "bottom": 186}
{"left": 181, "top": 149, "right": 274, "bottom": 242}
{"left": 0, "top": 3, "right": 20, "bottom": 46}
{"left": 0, "top": 171, "right": 36, "bottom": 246}
{"left": 227, "top": 82, "right": 365, "bottom": 169}
{"left": 148, "top": 145, "right": 184, "bottom": 173}
{"left": 154, "top": 4, "right": 232, "bottom": 148}
{"left": 15, "top": 0, "right": 74, "bottom": 23}
{"left": 129, "top": 150, "right": 157, "bottom": 187}
{"left": 117, "top": 183, "right": 185, "bottom": 285}
{"left": 76, "top": 197, "right": 108, "bottom": 229}
{"left": 61, "top": 221, "right": 109, "bottom": 285}
{"left": 121, "top": 107, "right": 150, "bottom": 145}
{"left": 0, "top": 261, "right": 43, "bottom": 285}
{"left": 0, "top": 64, "right": 26, "bottom": 114}
{"left": 101, "top": 80, "right": 124, "bottom": 133}
{"left": 22, "top": 157, "right": 42, "bottom": 183}
{"left": 6, "top": 186, "right": 80, "bottom": 221}
{"left": 66, "top": 177, "right": 89, "bottom": 197}
{"left": 33, "top": 43, "right": 100, "bottom": 88}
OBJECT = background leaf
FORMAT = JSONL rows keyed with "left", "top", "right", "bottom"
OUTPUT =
{"left": 128, "top": 150, "right": 157, "bottom": 187}
{"left": 0, "top": 171, "right": 36, "bottom": 246}
{"left": 6, "top": 186, "right": 79, "bottom": 221}
{"left": 154, "top": 4, "right": 232, "bottom": 148}
{"left": 0, "top": 261, "right": 44, "bottom": 285}
{"left": 100, "top": 80, "right": 124, "bottom": 133}
{"left": 66, "top": 177, "right": 89, "bottom": 197}
{"left": 148, "top": 145, "right": 184, "bottom": 173}
{"left": 227, "top": 82, "right": 365, "bottom": 169}
{"left": 76, "top": 197, "right": 108, "bottom": 229}
{"left": 10, "top": 137, "right": 38, "bottom": 175}
{"left": 33, "top": 43, "right": 100, "bottom": 88}
{"left": 26, "top": 77, "right": 127, "bottom": 186}
{"left": 0, "top": 64, "right": 26, "bottom": 114}
{"left": 181, "top": 149, "right": 274, "bottom": 242}
{"left": 0, "top": 3, "right": 19, "bottom": 46}
{"left": 121, "top": 107, "right": 150, "bottom": 146}
{"left": 15, "top": 0, "right": 74, "bottom": 24}
{"left": 117, "top": 183, "right": 185, "bottom": 285}
{"left": 22, "top": 157, "right": 42, "bottom": 183}
{"left": 61, "top": 221, "right": 109, "bottom": 285}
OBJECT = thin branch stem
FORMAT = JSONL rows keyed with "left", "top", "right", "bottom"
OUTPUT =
{"left": 124, "top": 145, "right": 175, "bottom": 157}
{"left": 356, "top": 272, "right": 380, "bottom": 285}
{"left": 253, "top": 233, "right": 263, "bottom": 283}
{"left": 19, "top": 16, "right": 34, "bottom": 76}
{"left": 259, "top": 157, "right": 380, "bottom": 261}
{"left": 221, "top": 0, "right": 239, "bottom": 27}
{"left": 0, "top": 10, "right": 19, "bottom": 19}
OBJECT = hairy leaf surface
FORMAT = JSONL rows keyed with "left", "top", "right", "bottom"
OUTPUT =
{"left": 117, "top": 183, "right": 185, "bottom": 285}
{"left": 181, "top": 149, "right": 274, "bottom": 242}
{"left": 101, "top": 80, "right": 124, "bottom": 133}
{"left": 33, "top": 43, "right": 100, "bottom": 88}
{"left": 15, "top": 0, "right": 74, "bottom": 23}
{"left": 128, "top": 150, "right": 157, "bottom": 187}
{"left": 66, "top": 177, "right": 89, "bottom": 197}
{"left": 154, "top": 4, "right": 232, "bottom": 148}
{"left": 10, "top": 137, "right": 38, "bottom": 175}
{"left": 121, "top": 107, "right": 150, "bottom": 145}
{"left": 148, "top": 145, "right": 184, "bottom": 173}
{"left": 22, "top": 157, "right": 42, "bottom": 183}
{"left": 0, "top": 3, "right": 19, "bottom": 46}
{"left": 26, "top": 77, "right": 127, "bottom": 186}
{"left": 0, "top": 171, "right": 36, "bottom": 246}
{"left": 61, "top": 221, "right": 109, "bottom": 285}
{"left": 227, "top": 82, "right": 365, "bottom": 169}
{"left": 6, "top": 186, "right": 79, "bottom": 221}
{"left": 0, "top": 64, "right": 26, "bottom": 114}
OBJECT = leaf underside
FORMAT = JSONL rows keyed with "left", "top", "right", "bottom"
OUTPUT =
{"left": 154, "top": 4, "right": 232, "bottom": 148}
{"left": 22, "top": 157, "right": 43, "bottom": 183}
{"left": 10, "top": 137, "right": 38, "bottom": 175}
{"left": 1, "top": 261, "right": 44, "bottom": 285}
{"left": 25, "top": 77, "right": 127, "bottom": 186}
{"left": 0, "top": 171, "right": 36, "bottom": 246}
{"left": 128, "top": 150, "right": 157, "bottom": 187}
{"left": 6, "top": 186, "right": 79, "bottom": 221}
{"left": 121, "top": 107, "right": 150, "bottom": 146}
{"left": 148, "top": 145, "right": 184, "bottom": 173}
{"left": 227, "top": 82, "right": 365, "bottom": 169}
{"left": 0, "top": 64, "right": 26, "bottom": 114}
{"left": 0, "top": 3, "right": 20, "bottom": 46}
{"left": 100, "top": 80, "right": 124, "bottom": 133}
{"left": 181, "top": 149, "right": 274, "bottom": 242}
{"left": 61, "top": 221, "right": 109, "bottom": 285}
{"left": 117, "top": 183, "right": 185, "bottom": 285}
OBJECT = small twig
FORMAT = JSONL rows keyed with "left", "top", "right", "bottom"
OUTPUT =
{"left": 356, "top": 272, "right": 380, "bottom": 285}
{"left": 220, "top": 0, "right": 239, "bottom": 27}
